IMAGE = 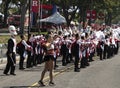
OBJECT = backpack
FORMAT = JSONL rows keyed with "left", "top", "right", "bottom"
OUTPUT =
{"left": 16, "top": 41, "right": 22, "bottom": 54}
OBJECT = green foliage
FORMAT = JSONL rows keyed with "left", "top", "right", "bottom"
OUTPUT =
{"left": 1, "top": 0, "right": 120, "bottom": 27}
{"left": 112, "top": 15, "right": 120, "bottom": 24}
{"left": 0, "top": 35, "right": 20, "bottom": 43}
{"left": 52, "top": 0, "right": 79, "bottom": 26}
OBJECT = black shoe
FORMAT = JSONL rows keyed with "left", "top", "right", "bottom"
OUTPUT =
{"left": 26, "top": 66, "right": 30, "bottom": 68}
{"left": 49, "top": 81, "right": 55, "bottom": 86}
{"left": 91, "top": 59, "right": 94, "bottom": 61}
{"left": 55, "top": 65, "right": 59, "bottom": 68}
{"left": 67, "top": 61, "right": 71, "bottom": 63}
{"left": 26, "top": 66, "right": 31, "bottom": 68}
{"left": 10, "top": 73, "right": 16, "bottom": 76}
{"left": 62, "top": 63, "right": 66, "bottom": 66}
{"left": 19, "top": 68, "right": 25, "bottom": 70}
{"left": 89, "top": 59, "right": 94, "bottom": 62}
{"left": 38, "top": 80, "right": 45, "bottom": 86}
{"left": 3, "top": 72, "right": 9, "bottom": 75}
{"left": 74, "top": 69, "right": 80, "bottom": 72}
{"left": 80, "top": 66, "right": 86, "bottom": 68}
{"left": 85, "top": 63, "right": 90, "bottom": 66}
{"left": 70, "top": 60, "right": 74, "bottom": 63}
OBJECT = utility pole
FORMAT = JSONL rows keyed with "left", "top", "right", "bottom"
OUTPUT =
{"left": 28, "top": 0, "right": 31, "bottom": 35}
{"left": 89, "top": 0, "right": 93, "bottom": 26}
{"left": 40, "top": 0, "right": 43, "bottom": 33}
{"left": 38, "top": 0, "right": 40, "bottom": 33}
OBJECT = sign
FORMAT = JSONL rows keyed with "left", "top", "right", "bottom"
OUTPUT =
{"left": 87, "top": 10, "right": 97, "bottom": 20}
{"left": 32, "top": 0, "right": 39, "bottom": 13}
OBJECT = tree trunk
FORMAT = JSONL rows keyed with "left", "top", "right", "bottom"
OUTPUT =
{"left": 79, "top": 7, "right": 87, "bottom": 28}
{"left": 107, "top": 12, "right": 112, "bottom": 26}
{"left": 105, "top": 12, "right": 112, "bottom": 26}
{"left": 3, "top": 0, "right": 11, "bottom": 27}
{"left": 20, "top": 0, "right": 28, "bottom": 34}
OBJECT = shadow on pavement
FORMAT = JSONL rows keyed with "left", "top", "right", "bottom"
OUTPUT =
{"left": 0, "top": 74, "right": 7, "bottom": 76}
{"left": 3, "top": 86, "right": 40, "bottom": 88}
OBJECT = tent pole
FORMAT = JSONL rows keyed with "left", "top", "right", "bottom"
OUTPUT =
{"left": 40, "top": 0, "right": 43, "bottom": 32}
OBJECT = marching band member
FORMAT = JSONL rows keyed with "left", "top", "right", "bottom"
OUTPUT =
{"left": 26, "top": 34, "right": 33, "bottom": 68}
{"left": 88, "top": 39, "right": 95, "bottom": 62}
{"left": 61, "top": 35, "right": 69, "bottom": 66}
{"left": 109, "top": 32, "right": 116, "bottom": 57}
{"left": 37, "top": 36, "right": 45, "bottom": 64}
{"left": 85, "top": 33, "right": 90, "bottom": 65}
{"left": 103, "top": 34, "right": 109, "bottom": 59}
{"left": 3, "top": 25, "right": 17, "bottom": 75}
{"left": 80, "top": 34, "right": 86, "bottom": 68}
{"left": 19, "top": 35, "right": 32, "bottom": 70}
{"left": 112, "top": 28, "right": 120, "bottom": 54}
{"left": 53, "top": 35, "right": 60, "bottom": 69}
{"left": 34, "top": 36, "right": 41, "bottom": 66}
{"left": 71, "top": 33, "right": 81, "bottom": 72}
{"left": 67, "top": 35, "right": 74, "bottom": 63}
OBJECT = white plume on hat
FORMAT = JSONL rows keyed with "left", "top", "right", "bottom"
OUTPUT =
{"left": 81, "top": 33, "right": 85, "bottom": 37}
{"left": 8, "top": 25, "right": 17, "bottom": 35}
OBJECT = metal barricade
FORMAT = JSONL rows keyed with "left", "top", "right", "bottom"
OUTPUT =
{"left": 0, "top": 43, "right": 7, "bottom": 63}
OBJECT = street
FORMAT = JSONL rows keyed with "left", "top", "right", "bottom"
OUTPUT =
{"left": 0, "top": 0, "right": 120, "bottom": 88}
{"left": 0, "top": 52, "right": 120, "bottom": 88}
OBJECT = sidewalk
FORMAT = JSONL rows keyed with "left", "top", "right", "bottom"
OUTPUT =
{"left": 0, "top": 27, "right": 9, "bottom": 33}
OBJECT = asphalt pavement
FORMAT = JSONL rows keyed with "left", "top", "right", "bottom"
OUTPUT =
{"left": 0, "top": 52, "right": 120, "bottom": 88}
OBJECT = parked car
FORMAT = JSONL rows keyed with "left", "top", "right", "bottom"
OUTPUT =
{"left": 7, "top": 15, "right": 29, "bottom": 27}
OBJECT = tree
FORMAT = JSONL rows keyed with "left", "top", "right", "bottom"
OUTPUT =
{"left": 77, "top": 0, "right": 90, "bottom": 27}
{"left": 3, "top": 0, "right": 11, "bottom": 27}
{"left": 19, "top": 0, "right": 28, "bottom": 34}
{"left": 52, "top": 0, "right": 79, "bottom": 26}
{"left": 11, "top": 0, "right": 21, "bottom": 14}
{"left": 2, "top": 0, "right": 28, "bottom": 34}
{"left": 9, "top": 0, "right": 28, "bottom": 34}
{"left": 93, "top": 0, "right": 120, "bottom": 25}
